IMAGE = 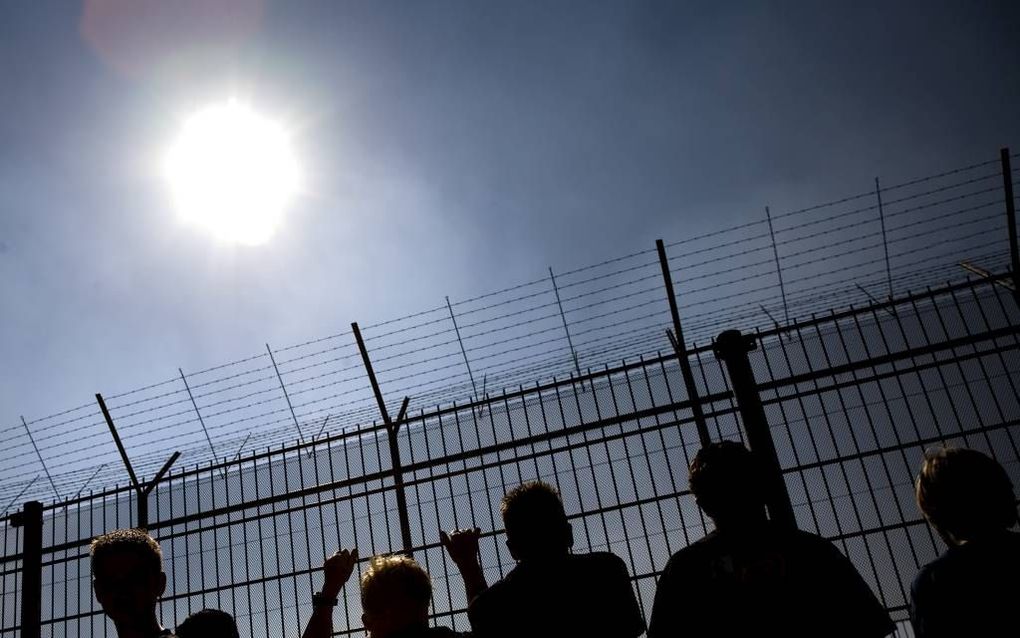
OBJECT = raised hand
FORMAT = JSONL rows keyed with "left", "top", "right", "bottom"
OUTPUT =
{"left": 440, "top": 528, "right": 488, "bottom": 601}
{"left": 322, "top": 547, "right": 358, "bottom": 597}
{"left": 440, "top": 527, "right": 482, "bottom": 569}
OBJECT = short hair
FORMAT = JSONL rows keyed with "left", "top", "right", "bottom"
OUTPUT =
{"left": 688, "top": 441, "right": 765, "bottom": 506}
{"left": 360, "top": 554, "right": 432, "bottom": 615}
{"left": 500, "top": 481, "right": 569, "bottom": 553}
{"left": 177, "top": 609, "right": 240, "bottom": 638}
{"left": 90, "top": 528, "right": 163, "bottom": 578}
{"left": 916, "top": 446, "right": 1017, "bottom": 541}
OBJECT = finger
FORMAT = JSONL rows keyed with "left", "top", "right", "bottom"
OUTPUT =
{"left": 439, "top": 530, "right": 450, "bottom": 548}
{"left": 351, "top": 547, "right": 359, "bottom": 562}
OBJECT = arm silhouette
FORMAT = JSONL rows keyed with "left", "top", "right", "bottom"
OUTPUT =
{"left": 302, "top": 547, "right": 358, "bottom": 638}
{"left": 441, "top": 528, "right": 488, "bottom": 603}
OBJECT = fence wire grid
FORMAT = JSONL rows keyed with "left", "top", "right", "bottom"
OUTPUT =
{"left": 1, "top": 149, "right": 1018, "bottom": 638}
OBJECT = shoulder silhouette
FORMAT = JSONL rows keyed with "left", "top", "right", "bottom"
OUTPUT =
{"left": 648, "top": 441, "right": 893, "bottom": 638}
{"left": 90, "top": 528, "right": 177, "bottom": 638}
{"left": 910, "top": 446, "right": 1020, "bottom": 638}
{"left": 448, "top": 480, "right": 645, "bottom": 638}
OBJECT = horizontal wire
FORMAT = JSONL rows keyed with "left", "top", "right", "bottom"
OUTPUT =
{"left": 1, "top": 182, "right": 991, "bottom": 439}
{"left": 9, "top": 160, "right": 1000, "bottom": 438}
{"left": 3, "top": 236, "right": 995, "bottom": 465}
{"left": 9, "top": 263, "right": 962, "bottom": 473}
{"left": 7, "top": 226, "right": 999, "bottom": 469}
{"left": 2, "top": 156, "right": 1008, "bottom": 489}
{"left": 3, "top": 263, "right": 999, "bottom": 492}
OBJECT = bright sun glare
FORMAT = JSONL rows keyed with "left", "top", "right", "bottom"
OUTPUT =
{"left": 165, "top": 100, "right": 299, "bottom": 246}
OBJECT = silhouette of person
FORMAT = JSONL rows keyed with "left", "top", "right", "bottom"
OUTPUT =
{"left": 442, "top": 480, "right": 645, "bottom": 638}
{"left": 910, "top": 446, "right": 1020, "bottom": 637}
{"left": 358, "top": 553, "right": 467, "bottom": 638}
{"left": 647, "top": 441, "right": 893, "bottom": 638}
{"left": 176, "top": 609, "right": 239, "bottom": 638}
{"left": 90, "top": 528, "right": 177, "bottom": 638}
{"left": 301, "top": 547, "right": 358, "bottom": 638}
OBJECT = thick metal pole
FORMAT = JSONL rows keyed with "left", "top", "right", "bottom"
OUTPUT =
{"left": 352, "top": 323, "right": 392, "bottom": 423}
{"left": 143, "top": 452, "right": 181, "bottom": 497}
{"left": 1000, "top": 148, "right": 1019, "bottom": 305}
{"left": 15, "top": 500, "right": 43, "bottom": 638}
{"left": 713, "top": 329, "right": 797, "bottom": 530}
{"left": 97, "top": 392, "right": 146, "bottom": 526}
{"left": 136, "top": 490, "right": 149, "bottom": 531}
{"left": 135, "top": 452, "right": 179, "bottom": 529}
{"left": 96, "top": 393, "right": 177, "bottom": 529}
{"left": 96, "top": 393, "right": 141, "bottom": 489}
{"left": 386, "top": 397, "right": 413, "bottom": 554}
{"left": 352, "top": 322, "right": 414, "bottom": 553}
{"left": 656, "top": 239, "right": 711, "bottom": 446}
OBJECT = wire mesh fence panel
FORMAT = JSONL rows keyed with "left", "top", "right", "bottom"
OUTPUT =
{"left": 4, "top": 279, "right": 1017, "bottom": 638}
{"left": 748, "top": 279, "right": 1020, "bottom": 632}
{"left": 3, "top": 152, "right": 1016, "bottom": 508}
{"left": 2, "top": 149, "right": 1017, "bottom": 637}
{"left": 1, "top": 518, "right": 24, "bottom": 637}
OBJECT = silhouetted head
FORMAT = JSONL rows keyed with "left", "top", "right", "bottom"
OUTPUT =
{"left": 177, "top": 608, "right": 238, "bottom": 636}
{"left": 500, "top": 480, "right": 573, "bottom": 561}
{"left": 360, "top": 554, "right": 432, "bottom": 638}
{"left": 689, "top": 441, "right": 767, "bottom": 528}
{"left": 90, "top": 528, "right": 167, "bottom": 630}
{"left": 916, "top": 446, "right": 1017, "bottom": 546}
{"left": 177, "top": 609, "right": 240, "bottom": 638}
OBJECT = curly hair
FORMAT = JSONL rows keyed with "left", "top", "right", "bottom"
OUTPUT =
{"left": 360, "top": 554, "right": 432, "bottom": 615}
{"left": 916, "top": 446, "right": 1017, "bottom": 542}
{"left": 90, "top": 528, "right": 163, "bottom": 578}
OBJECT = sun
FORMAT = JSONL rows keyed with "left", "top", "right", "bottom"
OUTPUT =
{"left": 165, "top": 100, "right": 300, "bottom": 245}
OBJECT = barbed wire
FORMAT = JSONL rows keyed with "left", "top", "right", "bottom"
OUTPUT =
{"left": 0, "top": 153, "right": 1013, "bottom": 503}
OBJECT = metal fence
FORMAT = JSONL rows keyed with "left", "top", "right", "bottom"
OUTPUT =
{"left": 3, "top": 149, "right": 1017, "bottom": 505}
{"left": 2, "top": 275, "right": 1018, "bottom": 638}
{"left": 1, "top": 148, "right": 1018, "bottom": 638}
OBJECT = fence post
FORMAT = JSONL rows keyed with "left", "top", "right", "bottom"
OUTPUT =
{"left": 1000, "top": 147, "right": 1019, "bottom": 306}
{"left": 656, "top": 239, "right": 711, "bottom": 447}
{"left": 12, "top": 501, "right": 43, "bottom": 638}
{"left": 352, "top": 322, "right": 415, "bottom": 554}
{"left": 96, "top": 393, "right": 179, "bottom": 529}
{"left": 713, "top": 329, "right": 797, "bottom": 530}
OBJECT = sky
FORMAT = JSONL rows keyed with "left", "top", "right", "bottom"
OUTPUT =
{"left": 2, "top": 0, "right": 1020, "bottom": 468}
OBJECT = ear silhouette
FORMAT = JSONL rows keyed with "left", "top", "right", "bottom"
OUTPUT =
{"left": 506, "top": 537, "right": 520, "bottom": 561}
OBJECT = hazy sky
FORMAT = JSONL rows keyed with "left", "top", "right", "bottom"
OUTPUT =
{"left": 2, "top": 1, "right": 1019, "bottom": 443}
